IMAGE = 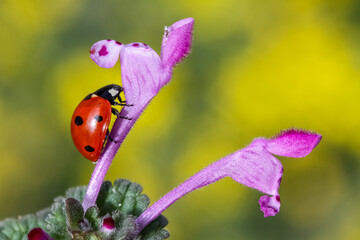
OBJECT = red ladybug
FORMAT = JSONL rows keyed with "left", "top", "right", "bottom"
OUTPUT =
{"left": 71, "top": 84, "right": 127, "bottom": 162}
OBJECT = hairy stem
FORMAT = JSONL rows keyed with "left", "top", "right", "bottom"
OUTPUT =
{"left": 82, "top": 105, "right": 144, "bottom": 211}
{"left": 135, "top": 159, "right": 226, "bottom": 231}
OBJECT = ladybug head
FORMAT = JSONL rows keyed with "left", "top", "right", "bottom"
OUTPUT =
{"left": 93, "top": 84, "right": 123, "bottom": 105}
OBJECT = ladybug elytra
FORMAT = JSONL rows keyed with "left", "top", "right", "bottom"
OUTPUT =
{"left": 71, "top": 84, "right": 128, "bottom": 162}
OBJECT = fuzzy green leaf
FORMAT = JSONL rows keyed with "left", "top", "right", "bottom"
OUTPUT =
{"left": 118, "top": 180, "right": 143, "bottom": 215}
{"left": 84, "top": 206, "right": 101, "bottom": 231}
{"left": 0, "top": 211, "right": 48, "bottom": 240}
{"left": 96, "top": 181, "right": 115, "bottom": 215}
{"left": 0, "top": 179, "right": 169, "bottom": 240}
{"left": 45, "top": 197, "right": 71, "bottom": 239}
{"left": 140, "top": 215, "right": 169, "bottom": 240}
{"left": 134, "top": 194, "right": 150, "bottom": 217}
{"left": 65, "top": 186, "right": 88, "bottom": 201}
{"left": 65, "top": 198, "right": 84, "bottom": 231}
{"left": 112, "top": 213, "right": 138, "bottom": 240}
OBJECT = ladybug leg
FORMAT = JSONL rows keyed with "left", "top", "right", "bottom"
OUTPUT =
{"left": 105, "top": 129, "right": 109, "bottom": 141}
{"left": 113, "top": 102, "right": 133, "bottom": 107}
{"left": 116, "top": 95, "right": 133, "bottom": 107}
{"left": 118, "top": 95, "right": 125, "bottom": 103}
{"left": 103, "top": 129, "right": 109, "bottom": 144}
{"left": 105, "top": 129, "right": 118, "bottom": 144}
{"left": 108, "top": 136, "right": 118, "bottom": 143}
{"left": 119, "top": 116, "right": 132, "bottom": 120}
{"left": 111, "top": 107, "right": 119, "bottom": 116}
{"left": 111, "top": 107, "right": 132, "bottom": 120}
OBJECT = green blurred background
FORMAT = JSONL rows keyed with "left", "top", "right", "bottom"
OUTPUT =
{"left": 1, "top": 0, "right": 359, "bottom": 239}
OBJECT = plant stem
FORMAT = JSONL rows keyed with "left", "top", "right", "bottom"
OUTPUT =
{"left": 82, "top": 106, "right": 140, "bottom": 211}
{"left": 135, "top": 159, "right": 225, "bottom": 231}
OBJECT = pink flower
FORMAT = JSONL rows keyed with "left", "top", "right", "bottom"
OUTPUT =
{"left": 89, "top": 18, "right": 193, "bottom": 108}
{"left": 135, "top": 129, "right": 321, "bottom": 231}
{"left": 28, "top": 228, "right": 53, "bottom": 240}
{"left": 81, "top": 18, "right": 321, "bottom": 234}
{"left": 101, "top": 216, "right": 116, "bottom": 234}
{"left": 83, "top": 18, "right": 194, "bottom": 211}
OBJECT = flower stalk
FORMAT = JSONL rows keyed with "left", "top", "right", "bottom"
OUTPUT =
{"left": 82, "top": 18, "right": 195, "bottom": 211}
{"left": 136, "top": 129, "right": 321, "bottom": 231}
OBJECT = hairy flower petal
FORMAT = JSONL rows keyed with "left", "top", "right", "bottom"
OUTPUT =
{"left": 90, "top": 39, "right": 124, "bottom": 68}
{"left": 161, "top": 18, "right": 194, "bottom": 84}
{"left": 267, "top": 129, "right": 322, "bottom": 158}
{"left": 120, "top": 43, "right": 163, "bottom": 107}
{"left": 224, "top": 138, "right": 283, "bottom": 196}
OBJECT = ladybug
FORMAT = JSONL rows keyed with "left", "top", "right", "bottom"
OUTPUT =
{"left": 71, "top": 84, "right": 129, "bottom": 162}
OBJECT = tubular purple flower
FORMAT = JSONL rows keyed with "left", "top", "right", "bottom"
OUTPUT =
{"left": 135, "top": 129, "right": 321, "bottom": 231}
{"left": 82, "top": 18, "right": 194, "bottom": 211}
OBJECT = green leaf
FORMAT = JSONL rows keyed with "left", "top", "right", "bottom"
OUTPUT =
{"left": 65, "top": 186, "right": 88, "bottom": 202}
{"left": 65, "top": 198, "right": 84, "bottom": 231}
{"left": 95, "top": 179, "right": 150, "bottom": 217}
{"left": 84, "top": 206, "right": 101, "bottom": 231}
{"left": 96, "top": 181, "right": 115, "bottom": 216}
{"left": 118, "top": 181, "right": 142, "bottom": 215}
{"left": 134, "top": 194, "right": 150, "bottom": 217}
{"left": 45, "top": 197, "right": 71, "bottom": 239}
{"left": 112, "top": 213, "right": 137, "bottom": 240}
{"left": 140, "top": 215, "right": 169, "bottom": 240}
{"left": 0, "top": 179, "right": 169, "bottom": 240}
{"left": 0, "top": 212, "right": 47, "bottom": 240}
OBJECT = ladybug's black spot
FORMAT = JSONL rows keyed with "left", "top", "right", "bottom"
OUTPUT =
{"left": 84, "top": 94, "right": 92, "bottom": 100}
{"left": 84, "top": 145, "right": 95, "bottom": 152}
{"left": 74, "top": 116, "right": 83, "bottom": 126}
{"left": 94, "top": 115, "right": 103, "bottom": 122}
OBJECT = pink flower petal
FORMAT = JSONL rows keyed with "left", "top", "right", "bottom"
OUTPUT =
{"left": 259, "top": 195, "right": 281, "bottom": 217}
{"left": 119, "top": 42, "right": 162, "bottom": 107}
{"left": 160, "top": 18, "right": 194, "bottom": 84}
{"left": 267, "top": 129, "right": 322, "bottom": 158}
{"left": 90, "top": 39, "right": 124, "bottom": 68}
{"left": 224, "top": 138, "right": 283, "bottom": 196}
{"left": 28, "top": 228, "right": 53, "bottom": 240}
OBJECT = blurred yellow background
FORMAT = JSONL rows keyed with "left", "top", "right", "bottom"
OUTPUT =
{"left": 1, "top": 0, "right": 359, "bottom": 239}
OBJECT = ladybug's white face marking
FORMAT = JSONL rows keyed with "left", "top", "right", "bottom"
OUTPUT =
{"left": 108, "top": 88, "right": 119, "bottom": 97}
